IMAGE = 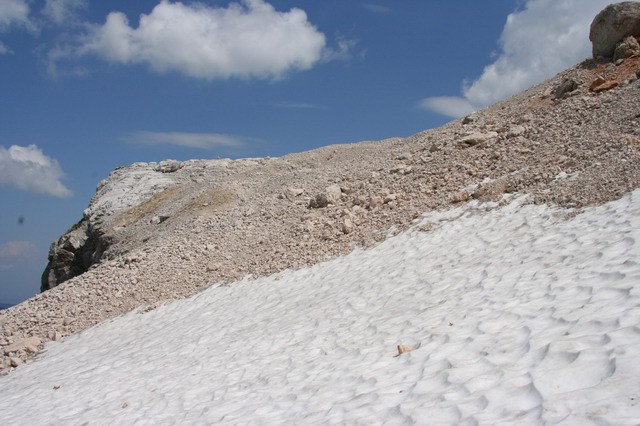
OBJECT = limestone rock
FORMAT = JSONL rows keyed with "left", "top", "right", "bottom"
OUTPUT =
{"left": 308, "top": 185, "right": 342, "bottom": 208}
{"left": 3, "top": 337, "right": 41, "bottom": 355}
{"left": 614, "top": 35, "right": 640, "bottom": 61}
{"left": 154, "top": 160, "right": 183, "bottom": 173}
{"left": 590, "top": 2, "right": 640, "bottom": 59}
{"left": 554, "top": 78, "right": 579, "bottom": 99}
{"left": 592, "top": 80, "right": 619, "bottom": 93}
{"left": 459, "top": 132, "right": 498, "bottom": 147}
{"left": 325, "top": 184, "right": 343, "bottom": 204}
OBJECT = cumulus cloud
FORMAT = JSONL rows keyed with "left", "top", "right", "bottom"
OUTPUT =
{"left": 127, "top": 131, "right": 257, "bottom": 150}
{"left": 0, "top": 241, "right": 37, "bottom": 270}
{"left": 0, "top": 145, "right": 72, "bottom": 198}
{"left": 420, "top": 0, "right": 613, "bottom": 118}
{"left": 73, "top": 0, "right": 328, "bottom": 80}
{"left": 42, "top": 0, "right": 87, "bottom": 25}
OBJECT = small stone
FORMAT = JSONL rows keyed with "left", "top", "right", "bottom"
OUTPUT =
{"left": 462, "top": 114, "right": 476, "bottom": 125}
{"left": 383, "top": 193, "right": 398, "bottom": 204}
{"left": 589, "top": 76, "right": 607, "bottom": 91}
{"left": 507, "top": 125, "right": 526, "bottom": 138}
{"left": 554, "top": 78, "right": 578, "bottom": 99}
{"left": 394, "top": 344, "right": 412, "bottom": 357}
{"left": 342, "top": 218, "right": 354, "bottom": 234}
{"left": 592, "top": 80, "right": 619, "bottom": 93}
{"left": 368, "top": 196, "right": 383, "bottom": 209}
{"left": 10, "top": 357, "right": 22, "bottom": 367}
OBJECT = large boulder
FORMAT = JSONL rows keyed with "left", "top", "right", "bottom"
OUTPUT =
{"left": 590, "top": 2, "right": 640, "bottom": 59}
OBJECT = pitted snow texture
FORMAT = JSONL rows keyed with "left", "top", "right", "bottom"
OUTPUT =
{"left": 1, "top": 191, "right": 639, "bottom": 424}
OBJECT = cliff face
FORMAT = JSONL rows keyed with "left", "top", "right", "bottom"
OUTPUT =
{"left": 41, "top": 161, "right": 179, "bottom": 291}
{"left": 40, "top": 219, "right": 107, "bottom": 292}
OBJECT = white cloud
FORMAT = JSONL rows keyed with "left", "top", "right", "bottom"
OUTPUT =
{"left": 74, "top": 0, "right": 328, "bottom": 80}
{"left": 127, "top": 131, "right": 256, "bottom": 150}
{"left": 418, "top": 97, "right": 476, "bottom": 118}
{"left": 0, "top": 0, "right": 35, "bottom": 51}
{"left": 420, "top": 0, "right": 614, "bottom": 118}
{"left": 0, "top": 145, "right": 72, "bottom": 198}
{"left": 0, "top": 0, "right": 31, "bottom": 30}
{"left": 42, "top": 0, "right": 87, "bottom": 25}
{"left": 0, "top": 241, "right": 37, "bottom": 270}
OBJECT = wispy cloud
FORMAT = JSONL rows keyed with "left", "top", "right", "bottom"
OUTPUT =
{"left": 363, "top": 4, "right": 391, "bottom": 14}
{"left": 0, "top": 0, "right": 32, "bottom": 30}
{"left": 0, "top": 144, "right": 72, "bottom": 198}
{"left": 0, "top": 241, "right": 37, "bottom": 270}
{"left": 42, "top": 0, "right": 87, "bottom": 26}
{"left": 126, "top": 131, "right": 259, "bottom": 150}
{"left": 419, "top": 0, "right": 613, "bottom": 118}
{"left": 0, "top": 0, "right": 36, "bottom": 52}
{"left": 273, "top": 102, "right": 329, "bottom": 110}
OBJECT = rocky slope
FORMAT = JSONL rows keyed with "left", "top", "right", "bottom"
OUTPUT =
{"left": 1, "top": 50, "right": 639, "bottom": 371}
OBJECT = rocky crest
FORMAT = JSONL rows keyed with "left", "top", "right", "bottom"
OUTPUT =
{"left": 2, "top": 3, "right": 640, "bottom": 372}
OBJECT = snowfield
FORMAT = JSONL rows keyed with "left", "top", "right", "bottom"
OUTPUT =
{"left": 1, "top": 191, "right": 639, "bottom": 425}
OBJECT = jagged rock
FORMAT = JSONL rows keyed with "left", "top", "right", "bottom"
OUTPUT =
{"left": 554, "top": 78, "right": 578, "bottom": 99}
{"left": 308, "top": 193, "right": 328, "bottom": 209}
{"left": 41, "top": 220, "right": 107, "bottom": 292}
{"left": 461, "top": 114, "right": 476, "bottom": 125}
{"left": 590, "top": 2, "right": 640, "bottom": 59}
{"left": 592, "top": 80, "right": 619, "bottom": 93}
{"left": 284, "top": 187, "right": 304, "bottom": 201}
{"left": 614, "top": 35, "right": 640, "bottom": 61}
{"left": 325, "top": 184, "right": 342, "bottom": 204}
{"left": 9, "top": 357, "right": 21, "bottom": 367}
{"left": 3, "top": 337, "right": 41, "bottom": 355}
{"left": 368, "top": 196, "right": 384, "bottom": 209}
{"left": 151, "top": 215, "right": 170, "bottom": 225}
{"left": 309, "top": 185, "right": 342, "bottom": 208}
{"left": 154, "top": 160, "right": 183, "bottom": 173}
{"left": 341, "top": 218, "right": 354, "bottom": 234}
{"left": 508, "top": 125, "right": 527, "bottom": 138}
{"left": 459, "top": 132, "right": 498, "bottom": 147}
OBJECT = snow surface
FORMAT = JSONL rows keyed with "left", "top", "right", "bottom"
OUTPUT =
{"left": 2, "top": 191, "right": 640, "bottom": 425}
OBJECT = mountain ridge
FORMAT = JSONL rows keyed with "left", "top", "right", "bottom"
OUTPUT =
{"left": 1, "top": 54, "right": 639, "bottom": 372}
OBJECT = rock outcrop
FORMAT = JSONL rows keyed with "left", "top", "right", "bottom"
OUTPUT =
{"left": 40, "top": 219, "right": 108, "bottom": 292}
{"left": 41, "top": 162, "right": 179, "bottom": 291}
{"left": 590, "top": 2, "right": 640, "bottom": 59}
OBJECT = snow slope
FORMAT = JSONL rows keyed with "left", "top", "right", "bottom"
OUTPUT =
{"left": 1, "top": 191, "right": 639, "bottom": 424}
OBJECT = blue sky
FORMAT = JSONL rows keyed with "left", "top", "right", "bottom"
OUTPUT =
{"left": 0, "top": 0, "right": 618, "bottom": 305}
